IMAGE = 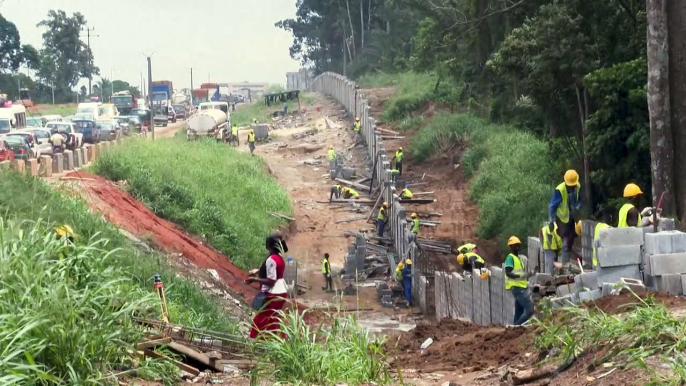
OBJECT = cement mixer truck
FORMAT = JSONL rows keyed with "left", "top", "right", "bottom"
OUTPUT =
{"left": 186, "top": 103, "right": 229, "bottom": 141}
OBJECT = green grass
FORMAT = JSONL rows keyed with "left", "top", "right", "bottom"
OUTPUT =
{"left": 0, "top": 171, "right": 237, "bottom": 384}
{"left": 29, "top": 104, "right": 77, "bottom": 117}
{"left": 411, "top": 113, "right": 554, "bottom": 248}
{"left": 91, "top": 138, "right": 292, "bottom": 270}
{"left": 251, "top": 309, "right": 389, "bottom": 385}
{"left": 231, "top": 93, "right": 316, "bottom": 127}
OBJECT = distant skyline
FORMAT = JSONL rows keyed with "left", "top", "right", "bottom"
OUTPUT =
{"left": 1, "top": 0, "right": 301, "bottom": 91}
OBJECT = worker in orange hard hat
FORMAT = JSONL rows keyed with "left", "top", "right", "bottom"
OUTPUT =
{"left": 504, "top": 236, "right": 533, "bottom": 325}
{"left": 619, "top": 183, "right": 657, "bottom": 227}
{"left": 548, "top": 169, "right": 582, "bottom": 265}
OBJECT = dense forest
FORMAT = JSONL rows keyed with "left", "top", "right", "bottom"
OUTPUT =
{"left": 278, "top": 0, "right": 652, "bottom": 220}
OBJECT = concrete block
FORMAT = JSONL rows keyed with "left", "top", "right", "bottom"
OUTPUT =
{"left": 596, "top": 245, "right": 642, "bottom": 267}
{"left": 418, "top": 276, "right": 428, "bottom": 314}
{"left": 503, "top": 288, "right": 515, "bottom": 325}
{"left": 597, "top": 227, "right": 644, "bottom": 247}
{"left": 480, "top": 275, "right": 491, "bottom": 325}
{"left": 574, "top": 271, "right": 598, "bottom": 291}
{"left": 26, "top": 158, "right": 39, "bottom": 176}
{"left": 39, "top": 156, "right": 52, "bottom": 177}
{"left": 464, "top": 275, "right": 473, "bottom": 322}
{"left": 656, "top": 274, "right": 682, "bottom": 295}
{"left": 86, "top": 145, "right": 95, "bottom": 162}
{"left": 643, "top": 272, "right": 656, "bottom": 289}
{"left": 471, "top": 271, "right": 482, "bottom": 325}
{"left": 649, "top": 253, "right": 686, "bottom": 276}
{"left": 619, "top": 277, "right": 646, "bottom": 292}
{"left": 489, "top": 267, "right": 504, "bottom": 325}
{"left": 596, "top": 264, "right": 641, "bottom": 286}
{"left": 52, "top": 154, "right": 63, "bottom": 174}
{"left": 527, "top": 237, "right": 541, "bottom": 272}
{"left": 642, "top": 252, "right": 652, "bottom": 275}
{"left": 644, "top": 231, "right": 686, "bottom": 255}
{"left": 340, "top": 167, "right": 356, "bottom": 179}
{"left": 555, "top": 283, "right": 572, "bottom": 297}
{"left": 73, "top": 149, "right": 82, "bottom": 168}
{"left": 10, "top": 159, "right": 24, "bottom": 172}
{"left": 551, "top": 295, "right": 576, "bottom": 309}
{"left": 450, "top": 273, "right": 462, "bottom": 320}
{"left": 681, "top": 274, "right": 686, "bottom": 296}
{"left": 601, "top": 282, "right": 618, "bottom": 297}
{"left": 63, "top": 150, "right": 74, "bottom": 171}
{"left": 660, "top": 218, "right": 676, "bottom": 231}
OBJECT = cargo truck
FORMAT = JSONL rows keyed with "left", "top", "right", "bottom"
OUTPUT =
{"left": 112, "top": 91, "right": 137, "bottom": 115}
{"left": 151, "top": 81, "right": 173, "bottom": 105}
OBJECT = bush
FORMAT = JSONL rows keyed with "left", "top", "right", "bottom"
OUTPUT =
{"left": 410, "top": 113, "right": 554, "bottom": 248}
{"left": 92, "top": 138, "right": 292, "bottom": 270}
{"left": 230, "top": 93, "right": 316, "bottom": 127}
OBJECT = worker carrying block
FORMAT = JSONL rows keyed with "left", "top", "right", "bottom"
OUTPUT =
{"left": 548, "top": 169, "right": 582, "bottom": 264}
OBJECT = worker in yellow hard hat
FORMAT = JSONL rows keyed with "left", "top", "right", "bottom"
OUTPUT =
{"left": 329, "top": 184, "right": 343, "bottom": 203}
{"left": 504, "top": 236, "right": 533, "bottom": 325}
{"left": 548, "top": 169, "right": 582, "bottom": 265}
{"left": 619, "top": 183, "right": 654, "bottom": 227}
{"left": 54, "top": 224, "right": 76, "bottom": 260}
{"left": 231, "top": 124, "right": 239, "bottom": 147}
{"left": 392, "top": 147, "right": 404, "bottom": 177}
{"left": 395, "top": 261, "right": 404, "bottom": 282}
{"left": 321, "top": 253, "right": 333, "bottom": 292}
{"left": 353, "top": 117, "right": 361, "bottom": 134}
{"left": 402, "top": 258, "right": 413, "bottom": 306}
{"left": 247, "top": 129, "right": 256, "bottom": 156}
{"left": 377, "top": 202, "right": 389, "bottom": 237}
{"left": 327, "top": 145, "right": 337, "bottom": 174}
{"left": 400, "top": 185, "right": 413, "bottom": 199}
{"left": 539, "top": 222, "right": 562, "bottom": 275}
{"left": 342, "top": 187, "right": 360, "bottom": 200}
{"left": 593, "top": 211, "right": 613, "bottom": 267}
{"left": 410, "top": 213, "right": 420, "bottom": 236}
{"left": 457, "top": 249, "right": 485, "bottom": 272}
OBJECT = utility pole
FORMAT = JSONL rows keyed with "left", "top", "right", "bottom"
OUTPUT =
{"left": 110, "top": 69, "right": 114, "bottom": 100}
{"left": 147, "top": 55, "right": 155, "bottom": 140}
{"left": 83, "top": 26, "right": 98, "bottom": 95}
{"left": 190, "top": 67, "right": 194, "bottom": 105}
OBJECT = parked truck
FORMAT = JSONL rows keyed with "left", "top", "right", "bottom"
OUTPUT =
{"left": 186, "top": 108, "right": 228, "bottom": 141}
{"left": 112, "top": 91, "right": 137, "bottom": 115}
{"left": 151, "top": 81, "right": 173, "bottom": 105}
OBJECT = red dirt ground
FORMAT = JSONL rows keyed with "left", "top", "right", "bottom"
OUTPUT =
{"left": 60, "top": 170, "right": 257, "bottom": 300}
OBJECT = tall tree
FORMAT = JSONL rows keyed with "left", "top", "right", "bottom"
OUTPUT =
{"left": 20, "top": 44, "right": 40, "bottom": 70}
{"left": 0, "top": 14, "right": 23, "bottom": 72}
{"left": 36, "top": 10, "right": 99, "bottom": 90}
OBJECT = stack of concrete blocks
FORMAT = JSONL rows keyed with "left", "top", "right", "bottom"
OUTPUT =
{"left": 527, "top": 237, "right": 542, "bottom": 274}
{"left": 250, "top": 124, "right": 268, "bottom": 140}
{"left": 595, "top": 227, "right": 644, "bottom": 289}
{"left": 644, "top": 231, "right": 686, "bottom": 295}
{"left": 581, "top": 220, "right": 598, "bottom": 267}
{"left": 355, "top": 235, "right": 366, "bottom": 273}
{"left": 343, "top": 244, "right": 358, "bottom": 279}
{"left": 489, "top": 267, "right": 505, "bottom": 325}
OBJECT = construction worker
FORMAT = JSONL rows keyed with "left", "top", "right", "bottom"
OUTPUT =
{"left": 593, "top": 211, "right": 613, "bottom": 267}
{"left": 49, "top": 132, "right": 65, "bottom": 154}
{"left": 231, "top": 124, "right": 239, "bottom": 146}
{"left": 457, "top": 243, "right": 477, "bottom": 256}
{"left": 395, "top": 261, "right": 404, "bottom": 282}
{"left": 342, "top": 187, "right": 360, "bottom": 199}
{"left": 253, "top": 118, "right": 258, "bottom": 124}
{"left": 248, "top": 129, "right": 256, "bottom": 156}
{"left": 400, "top": 186, "right": 413, "bottom": 199}
{"left": 377, "top": 202, "right": 389, "bottom": 237}
{"left": 392, "top": 147, "right": 404, "bottom": 176}
{"left": 402, "top": 258, "right": 413, "bottom": 306}
{"left": 539, "top": 222, "right": 563, "bottom": 275}
{"left": 410, "top": 213, "right": 420, "bottom": 235}
{"left": 391, "top": 169, "right": 400, "bottom": 182}
{"left": 329, "top": 184, "right": 342, "bottom": 203}
{"left": 457, "top": 250, "right": 485, "bottom": 272}
{"left": 504, "top": 236, "right": 534, "bottom": 326}
{"left": 328, "top": 145, "right": 337, "bottom": 173}
{"left": 322, "top": 253, "right": 333, "bottom": 292}
{"left": 619, "top": 183, "right": 654, "bottom": 227}
{"left": 548, "top": 169, "right": 582, "bottom": 264}
{"left": 354, "top": 117, "right": 361, "bottom": 133}
{"left": 54, "top": 224, "right": 76, "bottom": 259}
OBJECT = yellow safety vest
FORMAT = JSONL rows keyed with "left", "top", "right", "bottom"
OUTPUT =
{"left": 411, "top": 218, "right": 420, "bottom": 233}
{"left": 378, "top": 206, "right": 387, "bottom": 221}
{"left": 618, "top": 203, "right": 641, "bottom": 228}
{"left": 333, "top": 184, "right": 341, "bottom": 192}
{"left": 541, "top": 225, "right": 562, "bottom": 251}
{"left": 464, "top": 252, "right": 484, "bottom": 266}
{"left": 395, "top": 267, "right": 403, "bottom": 281}
{"left": 354, "top": 121, "right": 361, "bottom": 131}
{"left": 346, "top": 188, "right": 359, "bottom": 198}
{"left": 401, "top": 189, "right": 413, "bottom": 198}
{"left": 457, "top": 243, "right": 476, "bottom": 254}
{"left": 505, "top": 253, "right": 528, "bottom": 290}
{"left": 328, "top": 149, "right": 336, "bottom": 160}
{"left": 322, "top": 259, "right": 330, "bottom": 274}
{"left": 231, "top": 126, "right": 238, "bottom": 135}
{"left": 248, "top": 133, "right": 255, "bottom": 142}
{"left": 555, "top": 182, "right": 580, "bottom": 224}
{"left": 593, "top": 222, "right": 611, "bottom": 267}
{"left": 395, "top": 151, "right": 403, "bottom": 162}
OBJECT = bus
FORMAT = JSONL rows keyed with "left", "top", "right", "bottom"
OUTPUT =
{"left": 0, "top": 104, "right": 27, "bottom": 134}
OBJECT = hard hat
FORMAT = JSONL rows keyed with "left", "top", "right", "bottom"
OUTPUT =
{"left": 507, "top": 236, "right": 522, "bottom": 246}
{"left": 623, "top": 183, "right": 643, "bottom": 198}
{"left": 343, "top": 187, "right": 350, "bottom": 191}
{"left": 411, "top": 213, "right": 418, "bottom": 218}
{"left": 457, "top": 254, "right": 465, "bottom": 265}
{"left": 399, "top": 146, "right": 403, "bottom": 151}
{"left": 329, "top": 145, "right": 334, "bottom": 149}
{"left": 382, "top": 202, "right": 388, "bottom": 207}
{"left": 564, "top": 170, "right": 579, "bottom": 186}
{"left": 355, "top": 117, "right": 360, "bottom": 121}
{"left": 479, "top": 268, "right": 490, "bottom": 280}
{"left": 55, "top": 224, "right": 75, "bottom": 238}
{"left": 575, "top": 221, "right": 582, "bottom": 236}
{"left": 405, "top": 259, "right": 412, "bottom": 265}
{"left": 250, "top": 129, "right": 254, "bottom": 133}
{"left": 397, "top": 262, "right": 404, "bottom": 269}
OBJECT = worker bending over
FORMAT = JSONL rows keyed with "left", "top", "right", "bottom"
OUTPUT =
{"left": 457, "top": 250, "right": 485, "bottom": 272}
{"left": 377, "top": 202, "right": 389, "bottom": 237}
{"left": 392, "top": 147, "right": 404, "bottom": 177}
{"left": 402, "top": 259, "right": 413, "bottom": 306}
{"left": 539, "top": 222, "right": 562, "bottom": 275}
{"left": 247, "top": 130, "right": 256, "bottom": 156}
{"left": 342, "top": 187, "right": 360, "bottom": 199}
{"left": 329, "top": 184, "right": 342, "bottom": 203}
{"left": 593, "top": 211, "right": 613, "bottom": 267}
{"left": 619, "top": 183, "right": 655, "bottom": 227}
{"left": 548, "top": 169, "right": 582, "bottom": 264}
{"left": 328, "top": 145, "right": 337, "bottom": 174}
{"left": 504, "top": 236, "right": 534, "bottom": 326}
{"left": 400, "top": 186, "right": 413, "bottom": 199}
{"left": 322, "top": 253, "right": 333, "bottom": 292}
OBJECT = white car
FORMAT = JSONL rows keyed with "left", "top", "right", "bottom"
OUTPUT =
{"left": 46, "top": 122, "right": 84, "bottom": 149}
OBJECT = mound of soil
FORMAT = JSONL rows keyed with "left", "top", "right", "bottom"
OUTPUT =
{"left": 61, "top": 171, "right": 256, "bottom": 300}
{"left": 389, "top": 320, "right": 531, "bottom": 371}
{"left": 586, "top": 289, "right": 686, "bottom": 315}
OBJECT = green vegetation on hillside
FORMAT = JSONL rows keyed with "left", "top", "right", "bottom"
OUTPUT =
{"left": 231, "top": 93, "right": 316, "bottom": 127}
{"left": 92, "top": 138, "right": 292, "bottom": 269}
{"left": 413, "top": 113, "right": 553, "bottom": 247}
{"left": 0, "top": 171, "right": 234, "bottom": 384}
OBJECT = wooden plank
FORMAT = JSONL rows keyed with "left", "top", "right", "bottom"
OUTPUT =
{"left": 215, "top": 359, "right": 259, "bottom": 369}
{"left": 318, "top": 199, "right": 376, "bottom": 205}
{"left": 168, "top": 341, "right": 223, "bottom": 372}
{"left": 335, "top": 216, "right": 368, "bottom": 224}
{"left": 413, "top": 191, "right": 435, "bottom": 195}
{"left": 380, "top": 135, "right": 405, "bottom": 140}
{"left": 375, "top": 127, "right": 400, "bottom": 135}
{"left": 142, "top": 349, "right": 200, "bottom": 376}
{"left": 399, "top": 199, "right": 436, "bottom": 204}
{"left": 366, "top": 186, "right": 386, "bottom": 222}
{"left": 335, "top": 177, "right": 371, "bottom": 191}
{"left": 406, "top": 182, "right": 428, "bottom": 187}
{"left": 136, "top": 337, "right": 172, "bottom": 350}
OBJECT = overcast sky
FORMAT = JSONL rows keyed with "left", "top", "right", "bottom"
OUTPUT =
{"left": 1, "top": 0, "right": 301, "bottom": 90}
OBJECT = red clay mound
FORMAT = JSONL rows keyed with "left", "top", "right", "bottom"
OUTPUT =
{"left": 61, "top": 171, "right": 256, "bottom": 299}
